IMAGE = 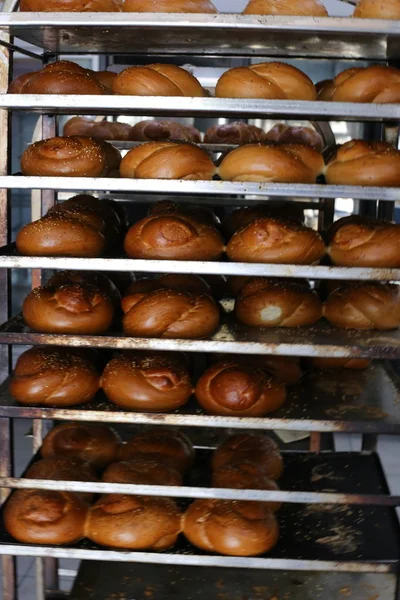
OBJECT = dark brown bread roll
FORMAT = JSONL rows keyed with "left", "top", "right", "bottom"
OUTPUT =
{"left": 317, "top": 66, "right": 400, "bottom": 103}
{"left": 216, "top": 62, "right": 317, "bottom": 100}
{"left": 223, "top": 202, "right": 304, "bottom": 238}
{"left": 204, "top": 122, "right": 265, "bottom": 145}
{"left": 195, "top": 361, "right": 286, "bottom": 417}
{"left": 211, "top": 353, "right": 302, "bottom": 386}
{"left": 49, "top": 194, "right": 123, "bottom": 234}
{"left": 123, "top": 0, "right": 217, "bottom": 11}
{"left": 23, "top": 282, "right": 114, "bottom": 335}
{"left": 9, "top": 346, "right": 100, "bottom": 407}
{"left": 118, "top": 429, "right": 194, "bottom": 475}
{"left": 46, "top": 271, "right": 121, "bottom": 309}
{"left": 41, "top": 423, "right": 121, "bottom": 470}
{"left": 130, "top": 120, "right": 201, "bottom": 143}
{"left": 235, "top": 278, "right": 322, "bottom": 327}
{"left": 226, "top": 217, "right": 325, "bottom": 264}
{"left": 25, "top": 458, "right": 97, "bottom": 502}
{"left": 156, "top": 274, "right": 212, "bottom": 296}
{"left": 113, "top": 64, "right": 205, "bottom": 97}
{"left": 63, "top": 117, "right": 132, "bottom": 141}
{"left": 20, "top": 0, "right": 121, "bottom": 9}
{"left": 4, "top": 490, "right": 88, "bottom": 545}
{"left": 323, "top": 282, "right": 400, "bottom": 330}
{"left": 124, "top": 213, "right": 224, "bottom": 261}
{"left": 243, "top": 0, "right": 327, "bottom": 14}
{"left": 85, "top": 494, "right": 181, "bottom": 550}
{"left": 102, "top": 458, "right": 183, "bottom": 486}
{"left": 182, "top": 499, "right": 279, "bottom": 556}
{"left": 310, "top": 357, "right": 371, "bottom": 370}
{"left": 264, "top": 124, "right": 324, "bottom": 151}
{"left": 9, "top": 61, "right": 106, "bottom": 95}
{"left": 101, "top": 351, "right": 192, "bottom": 412}
{"left": 212, "top": 433, "right": 283, "bottom": 480}
{"left": 353, "top": 0, "right": 400, "bottom": 18}
{"left": 120, "top": 141, "right": 216, "bottom": 180}
{"left": 148, "top": 200, "right": 220, "bottom": 228}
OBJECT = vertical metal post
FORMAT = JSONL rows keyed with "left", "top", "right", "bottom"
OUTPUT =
{"left": 0, "top": 418, "right": 16, "bottom": 600}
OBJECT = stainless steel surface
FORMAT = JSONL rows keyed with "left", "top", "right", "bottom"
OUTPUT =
{"left": 0, "top": 14, "right": 399, "bottom": 58}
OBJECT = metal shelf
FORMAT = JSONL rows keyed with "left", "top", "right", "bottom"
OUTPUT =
{"left": 2, "top": 95, "right": 400, "bottom": 122}
{"left": 0, "top": 14, "right": 399, "bottom": 59}
{"left": 1, "top": 364, "right": 400, "bottom": 433}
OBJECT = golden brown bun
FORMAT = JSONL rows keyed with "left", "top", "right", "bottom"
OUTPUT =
{"left": 223, "top": 203, "right": 304, "bottom": 238}
{"left": 209, "top": 353, "right": 302, "bottom": 385}
{"left": 212, "top": 433, "right": 283, "bottom": 480}
{"left": 46, "top": 270, "right": 121, "bottom": 308}
{"left": 235, "top": 277, "right": 322, "bottom": 327}
{"left": 9, "top": 61, "right": 106, "bottom": 95}
{"left": 63, "top": 117, "right": 132, "bottom": 141}
{"left": 4, "top": 490, "right": 88, "bottom": 545}
{"left": 94, "top": 70, "right": 117, "bottom": 92}
{"left": 118, "top": 429, "right": 195, "bottom": 474}
{"left": 25, "top": 458, "right": 97, "bottom": 502}
{"left": 41, "top": 422, "right": 121, "bottom": 470}
{"left": 21, "top": 137, "right": 107, "bottom": 178}
{"left": 113, "top": 64, "right": 205, "bottom": 97}
{"left": 212, "top": 463, "right": 281, "bottom": 512}
{"left": 120, "top": 142, "right": 216, "bottom": 180}
{"left": 20, "top": 0, "right": 120, "bottom": 9}
{"left": 23, "top": 283, "right": 114, "bottom": 335}
{"left": 264, "top": 124, "right": 324, "bottom": 152}
{"left": 310, "top": 357, "right": 371, "bottom": 370}
{"left": 102, "top": 458, "right": 182, "bottom": 486}
{"left": 353, "top": 0, "right": 400, "bottom": 18}
{"left": 216, "top": 62, "right": 317, "bottom": 100}
{"left": 16, "top": 214, "right": 106, "bottom": 258}
{"left": 243, "top": 0, "right": 327, "bottom": 14}
{"left": 123, "top": 0, "right": 217, "bottom": 10}
{"left": 85, "top": 494, "right": 181, "bottom": 550}
{"left": 204, "top": 122, "right": 265, "bottom": 145}
{"left": 122, "top": 287, "right": 220, "bottom": 338}
{"left": 195, "top": 361, "right": 286, "bottom": 417}
{"left": 130, "top": 120, "right": 201, "bottom": 143}
{"left": 325, "top": 140, "right": 400, "bottom": 187}
{"left": 219, "top": 143, "right": 324, "bottom": 183}
{"left": 124, "top": 213, "right": 223, "bottom": 261}
{"left": 323, "top": 282, "right": 400, "bottom": 330}
{"left": 9, "top": 346, "right": 100, "bottom": 407}
{"left": 226, "top": 218, "right": 325, "bottom": 264}
{"left": 182, "top": 499, "right": 279, "bottom": 556}
{"left": 321, "top": 66, "right": 400, "bottom": 103}
{"left": 101, "top": 351, "right": 192, "bottom": 412}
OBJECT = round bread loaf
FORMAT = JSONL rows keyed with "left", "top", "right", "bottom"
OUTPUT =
{"left": 85, "top": 494, "right": 181, "bottom": 550}
{"left": 120, "top": 142, "right": 216, "bottom": 180}
{"left": 122, "top": 287, "right": 220, "bottom": 338}
{"left": 216, "top": 62, "right": 317, "bottom": 100}
{"left": 46, "top": 271, "right": 121, "bottom": 308}
{"left": 243, "top": 0, "right": 327, "bottom": 14}
{"left": 9, "top": 61, "right": 106, "bottom": 95}
{"left": 118, "top": 429, "right": 194, "bottom": 474}
{"left": 4, "top": 489, "right": 88, "bottom": 544}
{"left": 113, "top": 64, "right": 205, "bottom": 96}
{"left": 204, "top": 122, "right": 265, "bottom": 145}
{"left": 209, "top": 353, "right": 302, "bottom": 385}
{"left": 323, "top": 282, "right": 400, "bottom": 330}
{"left": 9, "top": 346, "right": 100, "bottom": 407}
{"left": 23, "top": 282, "right": 114, "bottom": 334}
{"left": 25, "top": 457, "right": 97, "bottom": 502}
{"left": 124, "top": 213, "right": 224, "bottom": 261}
{"left": 223, "top": 203, "right": 304, "bottom": 238}
{"left": 325, "top": 140, "right": 400, "bottom": 187}
{"left": 102, "top": 458, "right": 183, "bottom": 486}
{"left": 318, "top": 65, "right": 400, "bottom": 103}
{"left": 130, "top": 120, "right": 201, "bottom": 143}
{"left": 195, "top": 361, "right": 286, "bottom": 417}
{"left": 182, "top": 499, "right": 279, "bottom": 556}
{"left": 226, "top": 217, "right": 325, "bottom": 264}
{"left": 41, "top": 423, "right": 121, "bottom": 470}
{"left": 264, "top": 124, "right": 324, "bottom": 151}
{"left": 212, "top": 433, "right": 283, "bottom": 480}
{"left": 123, "top": 0, "right": 217, "bottom": 10}
{"left": 219, "top": 143, "right": 324, "bottom": 183}
{"left": 235, "top": 277, "right": 322, "bottom": 327}
{"left": 310, "top": 357, "right": 371, "bottom": 369}
{"left": 20, "top": 0, "right": 121, "bottom": 9}
{"left": 64, "top": 117, "right": 132, "bottom": 141}
{"left": 353, "top": 0, "right": 400, "bottom": 18}
{"left": 101, "top": 351, "right": 192, "bottom": 412}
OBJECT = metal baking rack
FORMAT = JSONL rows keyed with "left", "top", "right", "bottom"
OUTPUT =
{"left": 1, "top": 5, "right": 400, "bottom": 600}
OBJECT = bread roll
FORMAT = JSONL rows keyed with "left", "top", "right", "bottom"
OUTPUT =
{"left": 316, "top": 78, "right": 335, "bottom": 101}
{"left": 4, "top": 490, "right": 88, "bottom": 545}
{"left": 41, "top": 422, "right": 121, "bottom": 470}
{"left": 156, "top": 274, "right": 212, "bottom": 296}
{"left": 113, "top": 64, "right": 205, "bottom": 97}
{"left": 101, "top": 351, "right": 192, "bottom": 412}
{"left": 118, "top": 429, "right": 194, "bottom": 474}
{"left": 9, "top": 61, "right": 106, "bottom": 95}
{"left": 148, "top": 200, "right": 220, "bottom": 228}
{"left": 23, "top": 282, "right": 114, "bottom": 334}
{"left": 223, "top": 203, "right": 304, "bottom": 238}
{"left": 130, "top": 120, "right": 202, "bottom": 143}
{"left": 226, "top": 217, "right": 325, "bottom": 264}
{"left": 9, "top": 346, "right": 100, "bottom": 407}
{"left": 124, "top": 213, "right": 224, "bottom": 261}
{"left": 25, "top": 458, "right": 97, "bottom": 502}
{"left": 94, "top": 70, "right": 117, "bottom": 92}
{"left": 235, "top": 277, "right": 322, "bottom": 327}
{"left": 85, "top": 494, "right": 181, "bottom": 550}
{"left": 219, "top": 143, "right": 324, "bottom": 183}
{"left": 123, "top": 0, "right": 217, "bottom": 11}
{"left": 212, "top": 433, "right": 283, "bottom": 480}
{"left": 64, "top": 117, "right": 132, "bottom": 141}
{"left": 21, "top": 137, "right": 107, "bottom": 178}
{"left": 325, "top": 140, "right": 400, "bottom": 187}
{"left": 209, "top": 353, "right": 302, "bottom": 385}
{"left": 120, "top": 142, "right": 216, "bottom": 180}
{"left": 122, "top": 287, "right": 220, "bottom": 338}
{"left": 47, "top": 270, "right": 120, "bottom": 309}
{"left": 216, "top": 62, "right": 317, "bottom": 100}
{"left": 264, "top": 124, "right": 324, "bottom": 151}
{"left": 182, "top": 499, "right": 279, "bottom": 556}
{"left": 102, "top": 458, "right": 182, "bottom": 486}
{"left": 243, "top": 0, "right": 328, "bottom": 14}
{"left": 20, "top": 0, "right": 121, "bottom": 10}
{"left": 318, "top": 65, "right": 400, "bottom": 103}
{"left": 353, "top": 0, "right": 400, "bottom": 18}
{"left": 204, "top": 122, "right": 265, "bottom": 145}
{"left": 324, "top": 282, "right": 400, "bottom": 330}
{"left": 195, "top": 360, "right": 286, "bottom": 417}
{"left": 310, "top": 357, "right": 371, "bottom": 370}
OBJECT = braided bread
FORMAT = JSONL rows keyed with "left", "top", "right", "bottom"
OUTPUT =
{"left": 20, "top": 0, "right": 121, "bottom": 12}
{"left": 204, "top": 122, "right": 265, "bottom": 145}
{"left": 353, "top": 0, "right": 400, "bottom": 19}
{"left": 318, "top": 65, "right": 400, "bottom": 103}
{"left": 9, "top": 61, "right": 106, "bottom": 95}
{"left": 63, "top": 117, "right": 132, "bottom": 140}
{"left": 123, "top": 0, "right": 217, "bottom": 11}
{"left": 243, "top": 0, "right": 328, "bottom": 14}
{"left": 113, "top": 64, "right": 205, "bottom": 96}
{"left": 130, "top": 120, "right": 201, "bottom": 143}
